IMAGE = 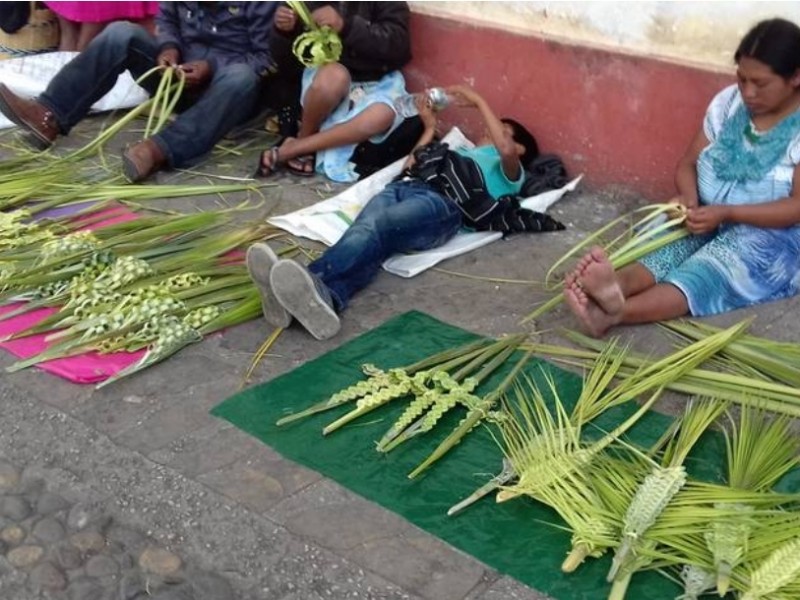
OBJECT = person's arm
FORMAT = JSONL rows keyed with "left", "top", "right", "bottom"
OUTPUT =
{"left": 671, "top": 126, "right": 708, "bottom": 209}
{"left": 311, "top": 2, "right": 410, "bottom": 65}
{"left": 240, "top": 2, "right": 278, "bottom": 77}
{"left": 686, "top": 163, "right": 800, "bottom": 233}
{"left": 402, "top": 96, "right": 437, "bottom": 170}
{"left": 447, "top": 85, "right": 521, "bottom": 181}
{"left": 154, "top": 2, "right": 182, "bottom": 57}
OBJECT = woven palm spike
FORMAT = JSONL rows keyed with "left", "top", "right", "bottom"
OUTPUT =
{"left": 95, "top": 315, "right": 204, "bottom": 388}
{"left": 676, "top": 564, "right": 716, "bottom": 600}
{"left": 0, "top": 224, "right": 54, "bottom": 250}
{"left": 609, "top": 465, "right": 688, "bottom": 581}
{"left": 183, "top": 306, "right": 222, "bottom": 330}
{"left": 150, "top": 317, "right": 202, "bottom": 355}
{"left": 418, "top": 383, "right": 478, "bottom": 431}
{"left": 740, "top": 537, "right": 800, "bottom": 600}
{"left": 334, "top": 364, "right": 397, "bottom": 403}
{"left": 704, "top": 502, "right": 754, "bottom": 593}
{"left": 378, "top": 375, "right": 480, "bottom": 453}
{"left": 91, "top": 256, "right": 153, "bottom": 291}
{"left": 275, "top": 364, "right": 405, "bottom": 426}
{"left": 38, "top": 231, "right": 99, "bottom": 263}
{"left": 28, "top": 249, "right": 109, "bottom": 301}
{"left": 322, "top": 370, "right": 424, "bottom": 435}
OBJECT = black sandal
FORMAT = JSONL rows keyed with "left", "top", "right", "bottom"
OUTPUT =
{"left": 286, "top": 154, "right": 316, "bottom": 177}
{"left": 254, "top": 146, "right": 281, "bottom": 178}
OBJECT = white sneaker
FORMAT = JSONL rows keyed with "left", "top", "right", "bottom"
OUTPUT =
{"left": 270, "top": 259, "right": 341, "bottom": 341}
{"left": 246, "top": 243, "right": 292, "bottom": 329}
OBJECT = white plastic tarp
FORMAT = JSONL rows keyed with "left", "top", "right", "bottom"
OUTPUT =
{"left": 0, "top": 52, "right": 148, "bottom": 130}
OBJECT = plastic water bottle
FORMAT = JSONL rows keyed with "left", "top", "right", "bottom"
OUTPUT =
{"left": 393, "top": 88, "right": 451, "bottom": 118}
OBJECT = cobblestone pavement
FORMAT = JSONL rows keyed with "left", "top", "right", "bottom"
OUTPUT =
{"left": 1, "top": 118, "right": 796, "bottom": 599}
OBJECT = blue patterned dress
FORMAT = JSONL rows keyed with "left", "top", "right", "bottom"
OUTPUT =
{"left": 639, "top": 85, "right": 800, "bottom": 316}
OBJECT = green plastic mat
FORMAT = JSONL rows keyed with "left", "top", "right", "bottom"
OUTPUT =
{"left": 212, "top": 310, "right": 794, "bottom": 599}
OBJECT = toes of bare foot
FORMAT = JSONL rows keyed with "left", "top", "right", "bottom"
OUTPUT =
{"left": 588, "top": 246, "right": 607, "bottom": 262}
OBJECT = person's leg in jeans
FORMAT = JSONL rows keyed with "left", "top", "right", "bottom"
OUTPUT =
{"left": 154, "top": 63, "right": 262, "bottom": 168}
{"left": 269, "top": 180, "right": 462, "bottom": 340}
{"left": 0, "top": 21, "right": 159, "bottom": 150}
{"left": 309, "top": 180, "right": 462, "bottom": 310}
{"left": 39, "top": 21, "right": 160, "bottom": 134}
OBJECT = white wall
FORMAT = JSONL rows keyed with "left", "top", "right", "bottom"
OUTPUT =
{"left": 410, "top": 1, "right": 800, "bottom": 72}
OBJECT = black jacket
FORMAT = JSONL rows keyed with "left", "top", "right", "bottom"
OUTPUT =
{"left": 271, "top": 1, "right": 411, "bottom": 82}
{"left": 408, "top": 142, "right": 566, "bottom": 235}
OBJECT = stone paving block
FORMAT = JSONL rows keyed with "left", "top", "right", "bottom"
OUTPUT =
{"left": 196, "top": 449, "right": 321, "bottom": 514}
{"left": 113, "top": 377, "right": 241, "bottom": 453}
{"left": 0, "top": 366, "right": 95, "bottom": 415}
{"left": 346, "top": 533, "right": 487, "bottom": 600}
{"left": 268, "top": 480, "right": 487, "bottom": 600}
{"left": 260, "top": 540, "right": 421, "bottom": 600}
{"left": 470, "top": 575, "right": 554, "bottom": 600}
{"left": 148, "top": 424, "right": 268, "bottom": 478}
{"left": 266, "top": 480, "right": 412, "bottom": 551}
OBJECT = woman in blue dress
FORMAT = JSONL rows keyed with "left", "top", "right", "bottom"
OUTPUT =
{"left": 566, "top": 18, "right": 800, "bottom": 337}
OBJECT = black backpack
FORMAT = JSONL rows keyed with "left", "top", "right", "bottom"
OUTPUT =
{"left": 351, "top": 116, "right": 424, "bottom": 180}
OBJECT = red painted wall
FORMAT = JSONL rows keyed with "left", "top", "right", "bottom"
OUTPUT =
{"left": 403, "top": 13, "right": 734, "bottom": 199}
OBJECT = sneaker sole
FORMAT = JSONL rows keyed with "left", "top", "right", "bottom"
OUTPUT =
{"left": 270, "top": 260, "right": 340, "bottom": 341}
{"left": 245, "top": 244, "right": 292, "bottom": 329}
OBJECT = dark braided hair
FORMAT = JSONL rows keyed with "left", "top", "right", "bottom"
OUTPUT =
{"left": 735, "top": 18, "right": 800, "bottom": 79}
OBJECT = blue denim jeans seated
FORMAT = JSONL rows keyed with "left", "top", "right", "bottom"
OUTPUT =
{"left": 38, "top": 22, "right": 262, "bottom": 167}
{"left": 309, "top": 179, "right": 463, "bottom": 312}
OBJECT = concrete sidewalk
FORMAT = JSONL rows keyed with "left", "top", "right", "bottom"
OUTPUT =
{"left": 0, "top": 119, "right": 797, "bottom": 600}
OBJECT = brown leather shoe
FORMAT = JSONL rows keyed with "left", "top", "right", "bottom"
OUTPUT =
{"left": 122, "top": 139, "right": 167, "bottom": 183}
{"left": 0, "top": 83, "right": 59, "bottom": 150}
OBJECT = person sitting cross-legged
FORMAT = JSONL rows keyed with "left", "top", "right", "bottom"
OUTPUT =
{"left": 246, "top": 85, "right": 565, "bottom": 340}
{"left": 0, "top": 2, "right": 278, "bottom": 182}
{"left": 564, "top": 18, "right": 800, "bottom": 338}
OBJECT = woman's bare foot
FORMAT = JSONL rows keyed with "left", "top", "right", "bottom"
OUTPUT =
{"left": 574, "top": 246, "right": 605, "bottom": 278}
{"left": 564, "top": 279, "right": 619, "bottom": 338}
{"left": 574, "top": 247, "right": 624, "bottom": 315}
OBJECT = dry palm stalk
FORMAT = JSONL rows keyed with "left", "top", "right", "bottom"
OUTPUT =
{"left": 525, "top": 328, "right": 800, "bottom": 418}
{"left": 522, "top": 203, "right": 688, "bottom": 323}
{"left": 662, "top": 320, "right": 800, "bottom": 388}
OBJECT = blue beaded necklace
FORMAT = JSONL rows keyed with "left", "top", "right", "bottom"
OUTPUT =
{"left": 706, "top": 100, "right": 800, "bottom": 182}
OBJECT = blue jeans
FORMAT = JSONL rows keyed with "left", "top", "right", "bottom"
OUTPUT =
{"left": 39, "top": 22, "right": 262, "bottom": 167}
{"left": 309, "top": 179, "right": 463, "bottom": 311}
